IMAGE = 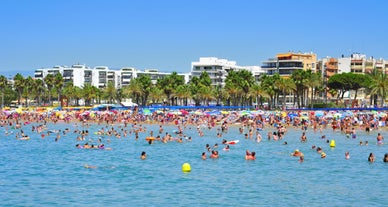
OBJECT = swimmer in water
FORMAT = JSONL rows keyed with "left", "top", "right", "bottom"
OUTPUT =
{"left": 201, "top": 152, "right": 207, "bottom": 160}
{"left": 84, "top": 164, "right": 97, "bottom": 169}
{"left": 141, "top": 151, "right": 147, "bottom": 160}
{"left": 368, "top": 152, "right": 375, "bottom": 163}
{"left": 377, "top": 133, "right": 384, "bottom": 145}
{"left": 245, "top": 150, "right": 256, "bottom": 160}
{"left": 210, "top": 150, "right": 219, "bottom": 159}
{"left": 345, "top": 151, "right": 350, "bottom": 160}
{"left": 291, "top": 149, "right": 303, "bottom": 157}
{"left": 384, "top": 153, "right": 388, "bottom": 162}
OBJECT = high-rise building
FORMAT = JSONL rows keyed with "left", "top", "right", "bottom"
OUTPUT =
{"left": 262, "top": 52, "right": 317, "bottom": 77}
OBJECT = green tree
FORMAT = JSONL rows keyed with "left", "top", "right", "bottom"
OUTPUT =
{"left": 44, "top": 74, "right": 55, "bottom": 106}
{"left": 157, "top": 72, "right": 184, "bottom": 106}
{"left": 82, "top": 83, "right": 99, "bottom": 106}
{"left": 368, "top": 71, "right": 388, "bottom": 107}
{"left": 13, "top": 73, "right": 25, "bottom": 105}
{"left": 148, "top": 85, "right": 165, "bottom": 104}
{"left": 23, "top": 76, "right": 33, "bottom": 107}
{"left": 54, "top": 73, "right": 64, "bottom": 106}
{"left": 291, "top": 70, "right": 310, "bottom": 108}
{"left": 260, "top": 74, "right": 279, "bottom": 109}
{"left": 137, "top": 75, "right": 152, "bottom": 106}
{"left": 0, "top": 75, "right": 8, "bottom": 108}
{"left": 103, "top": 81, "right": 117, "bottom": 104}
{"left": 175, "top": 84, "right": 191, "bottom": 106}
{"left": 32, "top": 79, "right": 45, "bottom": 106}
{"left": 275, "top": 77, "right": 296, "bottom": 109}
{"left": 248, "top": 83, "right": 269, "bottom": 108}
{"left": 304, "top": 71, "right": 322, "bottom": 107}
{"left": 123, "top": 79, "right": 143, "bottom": 105}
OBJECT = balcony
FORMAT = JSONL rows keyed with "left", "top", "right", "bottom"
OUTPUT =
{"left": 351, "top": 59, "right": 363, "bottom": 63}
{"left": 351, "top": 69, "right": 363, "bottom": 73}
{"left": 325, "top": 64, "right": 338, "bottom": 70}
{"left": 351, "top": 65, "right": 363, "bottom": 70}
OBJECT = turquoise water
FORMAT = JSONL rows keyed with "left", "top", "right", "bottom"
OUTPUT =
{"left": 0, "top": 123, "right": 387, "bottom": 207}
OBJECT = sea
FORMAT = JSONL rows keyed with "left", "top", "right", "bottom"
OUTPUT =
{"left": 0, "top": 122, "right": 387, "bottom": 207}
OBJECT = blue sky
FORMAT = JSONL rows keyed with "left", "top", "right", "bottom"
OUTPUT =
{"left": 0, "top": 0, "right": 387, "bottom": 77}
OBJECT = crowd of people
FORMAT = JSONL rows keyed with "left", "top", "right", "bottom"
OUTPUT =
{"left": 1, "top": 107, "right": 387, "bottom": 163}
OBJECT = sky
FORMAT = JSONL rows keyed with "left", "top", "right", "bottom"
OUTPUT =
{"left": 0, "top": 0, "right": 387, "bottom": 78}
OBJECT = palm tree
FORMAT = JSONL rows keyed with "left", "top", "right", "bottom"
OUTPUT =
{"left": 197, "top": 85, "right": 214, "bottom": 106}
{"left": 248, "top": 83, "right": 269, "bottom": 108}
{"left": 103, "top": 81, "right": 117, "bottom": 104}
{"left": 148, "top": 85, "right": 165, "bottom": 104}
{"left": 63, "top": 82, "right": 81, "bottom": 106}
{"left": 54, "top": 73, "right": 64, "bottom": 106}
{"left": 44, "top": 74, "right": 55, "bottom": 106}
{"left": 369, "top": 71, "right": 388, "bottom": 107}
{"left": 32, "top": 79, "right": 45, "bottom": 106}
{"left": 365, "top": 68, "right": 381, "bottom": 106}
{"left": 13, "top": 73, "right": 25, "bottom": 105}
{"left": 260, "top": 74, "right": 279, "bottom": 109}
{"left": 275, "top": 77, "right": 296, "bottom": 109}
{"left": 291, "top": 70, "right": 309, "bottom": 108}
{"left": 23, "top": 76, "right": 33, "bottom": 107}
{"left": 123, "top": 79, "right": 143, "bottom": 105}
{"left": 175, "top": 85, "right": 191, "bottom": 106}
{"left": 82, "top": 84, "right": 98, "bottom": 106}
{"left": 224, "top": 77, "right": 239, "bottom": 106}
{"left": 304, "top": 71, "right": 321, "bottom": 107}
{"left": 157, "top": 72, "right": 185, "bottom": 106}
{"left": 189, "top": 76, "right": 204, "bottom": 106}
{"left": 137, "top": 75, "right": 152, "bottom": 106}
{"left": 0, "top": 75, "right": 8, "bottom": 108}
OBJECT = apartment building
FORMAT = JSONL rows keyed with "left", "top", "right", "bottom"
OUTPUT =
{"left": 262, "top": 52, "right": 317, "bottom": 77}
{"left": 34, "top": 64, "right": 189, "bottom": 89}
{"left": 191, "top": 57, "right": 264, "bottom": 87}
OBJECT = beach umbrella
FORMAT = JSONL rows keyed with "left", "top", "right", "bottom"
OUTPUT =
{"left": 324, "top": 114, "right": 333, "bottom": 118}
{"left": 15, "top": 108, "right": 22, "bottom": 114}
{"left": 180, "top": 109, "right": 189, "bottom": 115}
{"left": 142, "top": 109, "right": 152, "bottom": 115}
{"left": 239, "top": 110, "right": 250, "bottom": 116}
{"left": 194, "top": 110, "right": 203, "bottom": 115}
{"left": 156, "top": 110, "right": 164, "bottom": 114}
{"left": 2, "top": 110, "right": 11, "bottom": 116}
{"left": 288, "top": 113, "right": 298, "bottom": 119}
{"left": 221, "top": 110, "right": 230, "bottom": 115}
{"left": 334, "top": 113, "right": 342, "bottom": 119}
{"left": 341, "top": 110, "right": 354, "bottom": 117}
{"left": 300, "top": 116, "right": 309, "bottom": 120}
{"left": 315, "top": 110, "right": 324, "bottom": 117}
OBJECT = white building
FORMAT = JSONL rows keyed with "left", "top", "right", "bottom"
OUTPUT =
{"left": 338, "top": 57, "right": 351, "bottom": 73}
{"left": 35, "top": 64, "right": 189, "bottom": 89}
{"left": 35, "top": 64, "right": 93, "bottom": 88}
{"left": 191, "top": 57, "right": 263, "bottom": 87}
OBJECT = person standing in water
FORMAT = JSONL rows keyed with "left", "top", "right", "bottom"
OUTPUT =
{"left": 377, "top": 133, "right": 384, "bottom": 145}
